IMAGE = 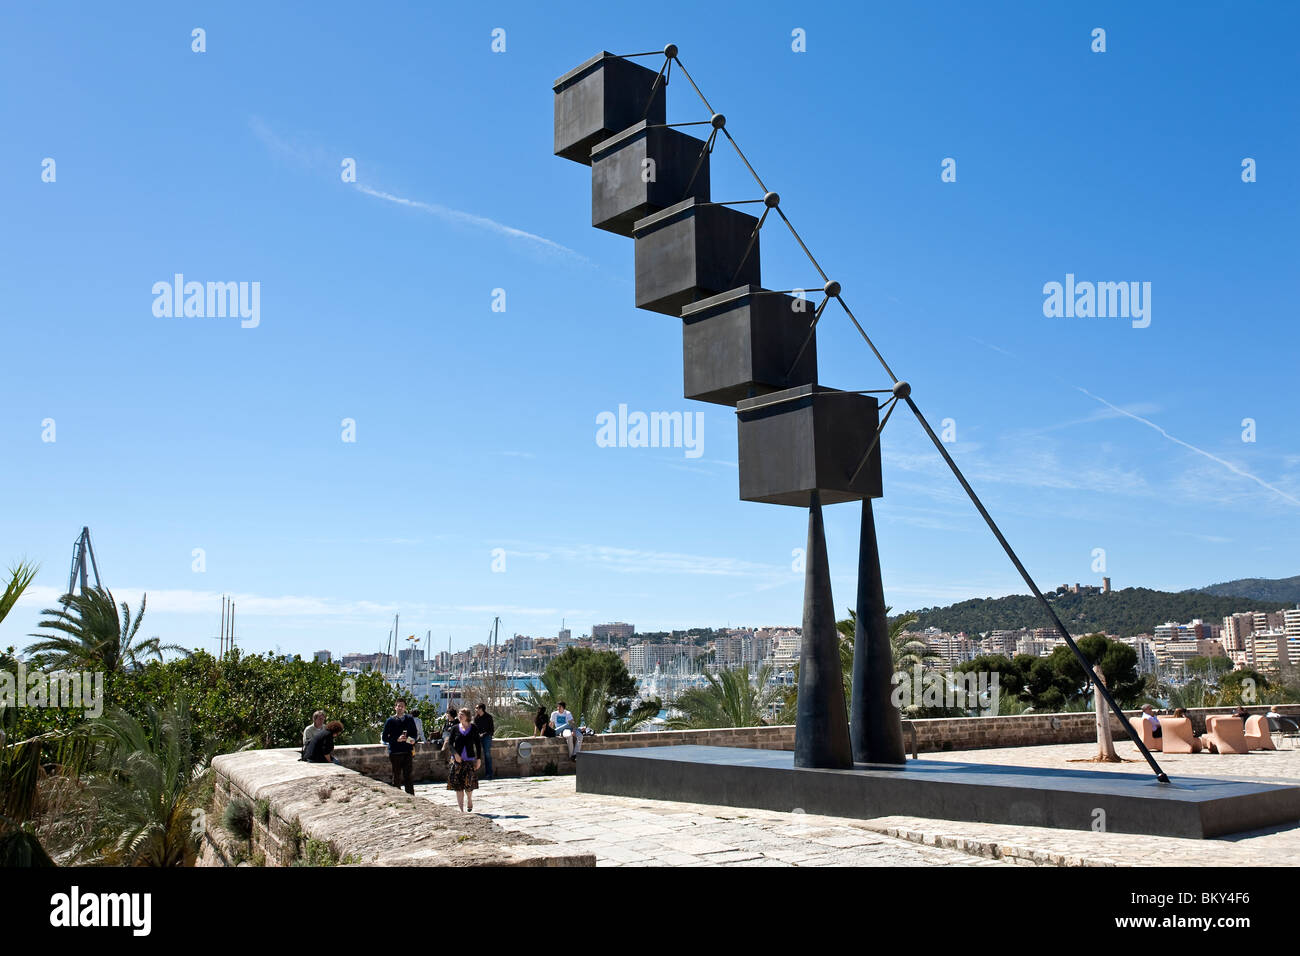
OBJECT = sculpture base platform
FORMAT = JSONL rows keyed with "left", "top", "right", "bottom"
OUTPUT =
{"left": 576, "top": 745, "right": 1300, "bottom": 839}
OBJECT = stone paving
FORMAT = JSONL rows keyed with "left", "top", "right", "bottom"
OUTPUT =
{"left": 415, "top": 741, "right": 1300, "bottom": 866}
{"left": 416, "top": 777, "right": 1009, "bottom": 867}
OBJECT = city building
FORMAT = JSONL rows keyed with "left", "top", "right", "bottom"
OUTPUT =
{"left": 1222, "top": 613, "right": 1256, "bottom": 653}
{"left": 340, "top": 652, "right": 383, "bottom": 672}
{"left": 770, "top": 632, "right": 802, "bottom": 669}
{"left": 592, "top": 622, "right": 635, "bottom": 644}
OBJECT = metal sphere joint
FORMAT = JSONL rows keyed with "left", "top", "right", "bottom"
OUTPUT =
{"left": 664, "top": 43, "right": 678, "bottom": 58}
{"left": 823, "top": 279, "right": 841, "bottom": 297}
{"left": 711, "top": 113, "right": 726, "bottom": 129}
{"left": 892, "top": 380, "right": 912, "bottom": 399}
{"left": 763, "top": 191, "right": 780, "bottom": 208}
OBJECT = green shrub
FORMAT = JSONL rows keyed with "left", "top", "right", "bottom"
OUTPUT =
{"left": 294, "top": 838, "right": 340, "bottom": 867}
{"left": 222, "top": 798, "right": 254, "bottom": 840}
{"left": 255, "top": 798, "right": 270, "bottom": 825}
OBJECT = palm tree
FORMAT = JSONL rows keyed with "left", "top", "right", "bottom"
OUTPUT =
{"left": 667, "top": 664, "right": 783, "bottom": 729}
{"left": 0, "top": 561, "right": 39, "bottom": 626}
{"left": 783, "top": 607, "right": 933, "bottom": 719}
{"left": 24, "top": 588, "right": 188, "bottom": 673}
{"left": 77, "top": 697, "right": 214, "bottom": 867}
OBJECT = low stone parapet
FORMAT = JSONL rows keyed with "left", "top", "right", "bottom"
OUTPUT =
{"left": 203, "top": 748, "right": 594, "bottom": 867}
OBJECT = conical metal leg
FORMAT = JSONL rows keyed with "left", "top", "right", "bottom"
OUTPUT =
{"left": 851, "top": 498, "right": 906, "bottom": 764}
{"left": 794, "top": 491, "right": 853, "bottom": 769}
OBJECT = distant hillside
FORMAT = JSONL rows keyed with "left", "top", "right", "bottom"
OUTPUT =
{"left": 903, "top": 587, "right": 1291, "bottom": 639}
{"left": 1189, "top": 575, "right": 1300, "bottom": 604}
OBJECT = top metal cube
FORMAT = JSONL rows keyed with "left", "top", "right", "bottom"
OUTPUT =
{"left": 553, "top": 52, "right": 667, "bottom": 166}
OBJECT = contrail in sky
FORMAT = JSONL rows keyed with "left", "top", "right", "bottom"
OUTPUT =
{"left": 1076, "top": 386, "right": 1300, "bottom": 508}
{"left": 354, "top": 184, "right": 588, "bottom": 262}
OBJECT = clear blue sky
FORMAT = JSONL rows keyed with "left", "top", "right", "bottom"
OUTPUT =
{"left": 2, "top": 1, "right": 1296, "bottom": 659}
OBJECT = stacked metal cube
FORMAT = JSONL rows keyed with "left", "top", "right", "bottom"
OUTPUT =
{"left": 555, "top": 52, "right": 882, "bottom": 508}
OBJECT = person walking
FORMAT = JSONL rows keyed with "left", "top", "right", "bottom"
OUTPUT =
{"left": 473, "top": 703, "right": 496, "bottom": 780}
{"left": 551, "top": 701, "right": 582, "bottom": 760}
{"left": 447, "top": 707, "right": 483, "bottom": 812}
{"left": 382, "top": 699, "right": 419, "bottom": 794}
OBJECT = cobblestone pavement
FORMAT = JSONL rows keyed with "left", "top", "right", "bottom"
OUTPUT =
{"left": 417, "top": 741, "right": 1300, "bottom": 866}
{"left": 416, "top": 777, "right": 1009, "bottom": 866}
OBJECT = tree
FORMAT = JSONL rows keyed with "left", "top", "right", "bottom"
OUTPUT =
{"left": 1091, "top": 664, "right": 1119, "bottom": 761}
{"left": 24, "top": 588, "right": 188, "bottom": 674}
{"left": 1059, "top": 635, "right": 1144, "bottom": 706}
{"left": 0, "top": 561, "right": 38, "bottom": 626}
{"left": 1218, "top": 668, "right": 1269, "bottom": 705}
{"left": 523, "top": 648, "right": 659, "bottom": 733}
{"left": 667, "top": 664, "right": 782, "bottom": 729}
{"left": 110, "top": 649, "right": 399, "bottom": 752}
{"left": 77, "top": 697, "right": 215, "bottom": 866}
{"left": 784, "top": 607, "right": 929, "bottom": 719}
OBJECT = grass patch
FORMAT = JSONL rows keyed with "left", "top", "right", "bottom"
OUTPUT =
{"left": 294, "top": 838, "right": 342, "bottom": 867}
{"left": 222, "top": 798, "right": 254, "bottom": 841}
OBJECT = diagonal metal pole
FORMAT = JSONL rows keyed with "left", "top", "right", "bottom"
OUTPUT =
{"left": 902, "top": 391, "right": 1170, "bottom": 783}
{"left": 642, "top": 45, "right": 1170, "bottom": 783}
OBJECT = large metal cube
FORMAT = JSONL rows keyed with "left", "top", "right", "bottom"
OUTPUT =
{"left": 736, "top": 385, "right": 883, "bottom": 506}
{"left": 591, "top": 121, "right": 711, "bottom": 237}
{"left": 632, "top": 199, "right": 762, "bottom": 317}
{"left": 681, "top": 286, "right": 818, "bottom": 406}
{"left": 553, "top": 53, "right": 667, "bottom": 166}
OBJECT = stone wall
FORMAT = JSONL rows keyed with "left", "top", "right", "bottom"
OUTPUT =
{"left": 330, "top": 705, "right": 1300, "bottom": 782}
{"left": 202, "top": 748, "right": 594, "bottom": 867}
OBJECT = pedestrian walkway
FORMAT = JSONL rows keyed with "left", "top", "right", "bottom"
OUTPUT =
{"left": 416, "top": 776, "right": 1007, "bottom": 866}
{"left": 415, "top": 740, "right": 1300, "bottom": 866}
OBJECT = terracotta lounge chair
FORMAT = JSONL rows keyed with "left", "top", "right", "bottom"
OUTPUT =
{"left": 1159, "top": 717, "right": 1203, "bottom": 754}
{"left": 1205, "top": 715, "right": 1250, "bottom": 754}
{"left": 1129, "top": 716, "right": 1162, "bottom": 751}
{"left": 1244, "top": 714, "right": 1276, "bottom": 750}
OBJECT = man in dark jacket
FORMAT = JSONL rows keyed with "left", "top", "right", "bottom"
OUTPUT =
{"left": 473, "top": 703, "right": 496, "bottom": 780}
{"left": 382, "top": 699, "right": 419, "bottom": 794}
{"left": 302, "top": 721, "right": 344, "bottom": 763}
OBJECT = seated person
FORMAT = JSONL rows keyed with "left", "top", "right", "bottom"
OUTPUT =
{"left": 1265, "top": 705, "right": 1298, "bottom": 733}
{"left": 302, "top": 721, "right": 344, "bottom": 763}
{"left": 1140, "top": 703, "right": 1162, "bottom": 739}
{"left": 1172, "top": 707, "right": 1200, "bottom": 736}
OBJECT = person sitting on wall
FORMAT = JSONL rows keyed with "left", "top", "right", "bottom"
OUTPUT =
{"left": 303, "top": 710, "right": 326, "bottom": 749}
{"left": 1140, "top": 703, "right": 1162, "bottom": 739}
{"left": 551, "top": 701, "right": 582, "bottom": 760}
{"left": 534, "top": 706, "right": 555, "bottom": 737}
{"left": 302, "top": 721, "right": 344, "bottom": 763}
{"left": 1232, "top": 705, "right": 1250, "bottom": 725}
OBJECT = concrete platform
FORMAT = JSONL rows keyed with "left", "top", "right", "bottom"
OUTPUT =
{"left": 576, "top": 745, "right": 1300, "bottom": 839}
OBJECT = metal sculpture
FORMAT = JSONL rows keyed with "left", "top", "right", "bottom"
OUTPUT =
{"left": 554, "top": 46, "right": 1169, "bottom": 781}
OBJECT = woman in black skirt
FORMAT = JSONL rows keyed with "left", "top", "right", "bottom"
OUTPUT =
{"left": 447, "top": 707, "right": 483, "bottom": 812}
